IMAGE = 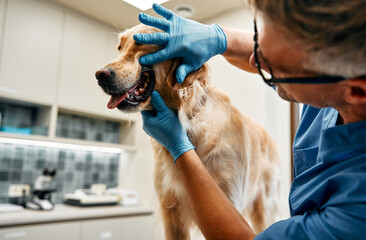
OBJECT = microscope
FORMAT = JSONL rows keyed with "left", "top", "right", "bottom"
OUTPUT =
{"left": 26, "top": 168, "right": 57, "bottom": 211}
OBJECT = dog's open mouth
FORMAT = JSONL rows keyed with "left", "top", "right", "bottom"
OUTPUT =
{"left": 107, "top": 66, "right": 155, "bottom": 110}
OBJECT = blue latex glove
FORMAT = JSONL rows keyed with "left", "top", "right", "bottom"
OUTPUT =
{"left": 133, "top": 3, "right": 227, "bottom": 84}
{"left": 141, "top": 91, "right": 195, "bottom": 162}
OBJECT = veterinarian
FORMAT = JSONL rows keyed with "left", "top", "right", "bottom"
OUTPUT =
{"left": 135, "top": 1, "right": 366, "bottom": 239}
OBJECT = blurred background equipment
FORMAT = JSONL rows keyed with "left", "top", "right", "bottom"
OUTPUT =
{"left": 26, "top": 168, "right": 57, "bottom": 210}
{"left": 63, "top": 184, "right": 120, "bottom": 207}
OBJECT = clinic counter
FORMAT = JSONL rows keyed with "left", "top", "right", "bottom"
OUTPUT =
{"left": 0, "top": 204, "right": 154, "bottom": 227}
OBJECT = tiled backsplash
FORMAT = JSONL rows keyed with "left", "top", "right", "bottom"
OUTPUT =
{"left": 0, "top": 142, "right": 120, "bottom": 204}
{"left": 56, "top": 112, "right": 121, "bottom": 143}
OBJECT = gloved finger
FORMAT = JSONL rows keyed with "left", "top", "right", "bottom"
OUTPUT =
{"left": 150, "top": 91, "right": 168, "bottom": 113}
{"left": 152, "top": 3, "right": 174, "bottom": 20}
{"left": 138, "top": 13, "right": 170, "bottom": 31}
{"left": 176, "top": 64, "right": 197, "bottom": 84}
{"left": 139, "top": 49, "right": 170, "bottom": 65}
{"left": 133, "top": 33, "right": 169, "bottom": 45}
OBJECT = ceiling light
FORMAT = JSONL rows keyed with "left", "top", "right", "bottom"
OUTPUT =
{"left": 122, "top": 0, "right": 170, "bottom": 11}
{"left": 173, "top": 5, "right": 195, "bottom": 18}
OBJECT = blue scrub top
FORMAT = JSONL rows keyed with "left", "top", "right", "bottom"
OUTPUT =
{"left": 255, "top": 105, "right": 366, "bottom": 240}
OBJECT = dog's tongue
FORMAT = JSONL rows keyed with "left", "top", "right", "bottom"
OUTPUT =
{"left": 107, "top": 92, "right": 127, "bottom": 109}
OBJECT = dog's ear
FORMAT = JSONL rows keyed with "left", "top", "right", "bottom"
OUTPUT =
{"left": 165, "top": 58, "right": 209, "bottom": 89}
{"left": 165, "top": 59, "right": 182, "bottom": 88}
{"left": 167, "top": 62, "right": 209, "bottom": 89}
{"left": 180, "top": 64, "right": 208, "bottom": 88}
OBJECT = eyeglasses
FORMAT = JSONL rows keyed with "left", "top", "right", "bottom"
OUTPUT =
{"left": 253, "top": 19, "right": 347, "bottom": 87}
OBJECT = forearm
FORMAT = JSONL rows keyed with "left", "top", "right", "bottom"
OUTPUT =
{"left": 220, "top": 26, "right": 257, "bottom": 73}
{"left": 176, "top": 149, "right": 256, "bottom": 240}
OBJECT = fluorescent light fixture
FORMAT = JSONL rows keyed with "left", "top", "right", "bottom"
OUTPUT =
{"left": 122, "top": 0, "right": 170, "bottom": 11}
{"left": 0, "top": 137, "right": 123, "bottom": 154}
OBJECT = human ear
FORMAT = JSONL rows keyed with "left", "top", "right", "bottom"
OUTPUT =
{"left": 344, "top": 78, "right": 366, "bottom": 105}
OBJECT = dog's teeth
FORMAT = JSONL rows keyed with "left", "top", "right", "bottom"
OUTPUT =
{"left": 126, "top": 93, "right": 130, "bottom": 98}
{"left": 139, "top": 88, "right": 144, "bottom": 93}
{"left": 134, "top": 90, "right": 140, "bottom": 96}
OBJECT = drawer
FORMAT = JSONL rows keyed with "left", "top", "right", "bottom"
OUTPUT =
{"left": 0, "top": 222, "right": 80, "bottom": 240}
{"left": 81, "top": 215, "right": 153, "bottom": 240}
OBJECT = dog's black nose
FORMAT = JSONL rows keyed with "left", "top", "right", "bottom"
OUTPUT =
{"left": 95, "top": 68, "right": 115, "bottom": 83}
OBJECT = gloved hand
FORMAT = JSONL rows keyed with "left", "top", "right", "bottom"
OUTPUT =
{"left": 133, "top": 3, "right": 227, "bottom": 84}
{"left": 141, "top": 91, "right": 195, "bottom": 162}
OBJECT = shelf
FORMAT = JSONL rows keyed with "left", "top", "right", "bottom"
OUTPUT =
{"left": 0, "top": 133, "right": 138, "bottom": 152}
{"left": 0, "top": 132, "right": 51, "bottom": 142}
{"left": 0, "top": 96, "right": 137, "bottom": 150}
{"left": 0, "top": 98, "right": 51, "bottom": 137}
{"left": 52, "top": 137, "right": 138, "bottom": 152}
{"left": 56, "top": 106, "right": 134, "bottom": 123}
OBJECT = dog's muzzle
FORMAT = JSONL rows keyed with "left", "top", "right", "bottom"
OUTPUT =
{"left": 95, "top": 66, "right": 155, "bottom": 111}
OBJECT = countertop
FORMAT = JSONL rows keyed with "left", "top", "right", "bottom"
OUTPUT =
{"left": 0, "top": 204, "right": 154, "bottom": 228}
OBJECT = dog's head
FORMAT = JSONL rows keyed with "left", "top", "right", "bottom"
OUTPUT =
{"left": 96, "top": 24, "right": 209, "bottom": 113}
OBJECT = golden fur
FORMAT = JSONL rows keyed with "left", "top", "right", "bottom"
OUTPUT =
{"left": 98, "top": 24, "right": 283, "bottom": 239}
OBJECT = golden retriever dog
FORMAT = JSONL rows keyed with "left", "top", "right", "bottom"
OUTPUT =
{"left": 96, "top": 24, "right": 283, "bottom": 239}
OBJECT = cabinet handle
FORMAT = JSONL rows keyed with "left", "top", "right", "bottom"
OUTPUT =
{"left": 4, "top": 231, "right": 28, "bottom": 239}
{"left": 100, "top": 231, "right": 113, "bottom": 239}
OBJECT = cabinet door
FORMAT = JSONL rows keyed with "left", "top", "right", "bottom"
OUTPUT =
{"left": 0, "top": 0, "right": 5, "bottom": 58}
{"left": 0, "top": 0, "right": 63, "bottom": 103}
{"left": 0, "top": 222, "right": 80, "bottom": 240}
{"left": 119, "top": 215, "right": 153, "bottom": 240}
{"left": 81, "top": 218, "right": 122, "bottom": 240}
{"left": 58, "top": 11, "right": 110, "bottom": 115}
{"left": 81, "top": 215, "right": 153, "bottom": 240}
{"left": 105, "top": 31, "right": 120, "bottom": 63}
{"left": 98, "top": 31, "right": 126, "bottom": 119}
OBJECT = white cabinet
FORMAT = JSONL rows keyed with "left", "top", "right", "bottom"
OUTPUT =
{"left": 0, "top": 222, "right": 80, "bottom": 240}
{"left": 58, "top": 11, "right": 121, "bottom": 118}
{"left": 98, "top": 31, "right": 125, "bottom": 119}
{"left": 0, "top": 0, "right": 136, "bottom": 147}
{"left": 0, "top": 0, "right": 63, "bottom": 104}
{"left": 105, "top": 33, "right": 120, "bottom": 63}
{"left": 58, "top": 11, "right": 127, "bottom": 119}
{"left": 81, "top": 216, "right": 153, "bottom": 240}
{"left": 118, "top": 215, "right": 153, "bottom": 240}
{"left": 0, "top": 215, "right": 153, "bottom": 240}
{"left": 81, "top": 218, "right": 122, "bottom": 240}
{"left": 0, "top": 0, "right": 5, "bottom": 60}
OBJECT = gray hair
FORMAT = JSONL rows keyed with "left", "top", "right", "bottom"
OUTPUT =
{"left": 246, "top": 0, "right": 366, "bottom": 78}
